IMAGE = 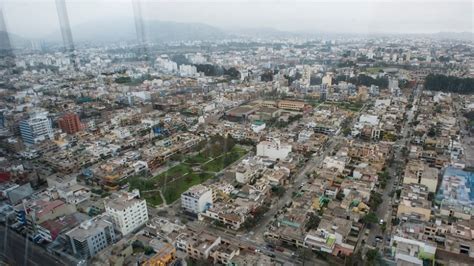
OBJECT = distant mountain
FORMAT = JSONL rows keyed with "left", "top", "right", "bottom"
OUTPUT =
{"left": 228, "top": 27, "right": 304, "bottom": 39}
{"left": 431, "top": 32, "right": 474, "bottom": 41}
{"left": 46, "top": 19, "right": 227, "bottom": 43}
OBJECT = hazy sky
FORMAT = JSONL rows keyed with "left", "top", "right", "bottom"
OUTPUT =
{"left": 1, "top": 0, "right": 472, "bottom": 38}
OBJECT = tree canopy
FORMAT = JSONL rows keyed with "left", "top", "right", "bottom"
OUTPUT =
{"left": 425, "top": 74, "right": 474, "bottom": 94}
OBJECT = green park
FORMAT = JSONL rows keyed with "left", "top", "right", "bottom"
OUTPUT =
{"left": 129, "top": 136, "right": 248, "bottom": 206}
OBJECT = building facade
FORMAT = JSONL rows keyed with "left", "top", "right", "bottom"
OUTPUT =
{"left": 181, "top": 185, "right": 213, "bottom": 215}
{"left": 104, "top": 189, "right": 148, "bottom": 236}
{"left": 19, "top": 114, "right": 53, "bottom": 145}
{"left": 65, "top": 216, "right": 116, "bottom": 259}
{"left": 58, "top": 113, "right": 82, "bottom": 134}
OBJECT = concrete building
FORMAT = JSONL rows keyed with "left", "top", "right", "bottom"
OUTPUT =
{"left": 277, "top": 100, "right": 306, "bottom": 111}
{"left": 141, "top": 242, "right": 176, "bottom": 266}
{"left": 181, "top": 184, "right": 213, "bottom": 215}
{"left": 402, "top": 160, "right": 439, "bottom": 193}
{"left": 58, "top": 113, "right": 82, "bottom": 134}
{"left": 65, "top": 216, "right": 116, "bottom": 259}
{"left": 256, "top": 138, "right": 292, "bottom": 160}
{"left": 19, "top": 113, "right": 53, "bottom": 145}
{"left": 397, "top": 184, "right": 432, "bottom": 222}
{"left": 104, "top": 189, "right": 148, "bottom": 236}
{"left": 391, "top": 236, "right": 436, "bottom": 266}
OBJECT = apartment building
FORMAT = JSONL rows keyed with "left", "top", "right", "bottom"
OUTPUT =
{"left": 181, "top": 184, "right": 213, "bottom": 215}
{"left": 256, "top": 138, "right": 292, "bottom": 160}
{"left": 19, "top": 113, "right": 53, "bottom": 145}
{"left": 58, "top": 113, "right": 83, "bottom": 134}
{"left": 397, "top": 184, "right": 432, "bottom": 222}
{"left": 65, "top": 216, "right": 116, "bottom": 259}
{"left": 104, "top": 189, "right": 148, "bottom": 236}
{"left": 403, "top": 160, "right": 439, "bottom": 193}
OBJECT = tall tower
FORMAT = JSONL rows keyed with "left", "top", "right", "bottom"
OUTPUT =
{"left": 55, "top": 0, "right": 75, "bottom": 52}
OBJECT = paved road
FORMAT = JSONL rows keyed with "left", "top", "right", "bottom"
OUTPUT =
{"left": 250, "top": 103, "right": 367, "bottom": 244}
{"left": 0, "top": 225, "right": 66, "bottom": 266}
{"left": 363, "top": 84, "right": 422, "bottom": 256}
{"left": 454, "top": 98, "right": 474, "bottom": 167}
{"left": 249, "top": 137, "right": 343, "bottom": 245}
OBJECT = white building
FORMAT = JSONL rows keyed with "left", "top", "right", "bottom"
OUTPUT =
{"left": 251, "top": 122, "right": 266, "bottom": 133}
{"left": 322, "top": 74, "right": 333, "bottom": 86}
{"left": 298, "top": 130, "right": 314, "bottom": 143}
{"left": 256, "top": 138, "right": 292, "bottom": 160}
{"left": 181, "top": 184, "right": 213, "bottom": 214}
{"left": 179, "top": 64, "right": 197, "bottom": 77}
{"left": 65, "top": 215, "right": 116, "bottom": 259}
{"left": 19, "top": 113, "right": 53, "bottom": 145}
{"left": 104, "top": 189, "right": 148, "bottom": 236}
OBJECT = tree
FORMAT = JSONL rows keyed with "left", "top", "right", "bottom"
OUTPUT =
{"left": 271, "top": 185, "right": 286, "bottom": 197}
{"left": 336, "top": 190, "right": 345, "bottom": 201}
{"left": 368, "top": 192, "right": 383, "bottom": 210}
{"left": 361, "top": 212, "right": 378, "bottom": 224}
{"left": 261, "top": 71, "right": 274, "bottom": 82}
{"left": 381, "top": 222, "right": 387, "bottom": 233}
{"left": 366, "top": 249, "right": 382, "bottom": 266}
{"left": 305, "top": 213, "right": 321, "bottom": 231}
{"left": 224, "top": 67, "right": 240, "bottom": 79}
{"left": 427, "top": 192, "right": 435, "bottom": 201}
{"left": 424, "top": 74, "right": 474, "bottom": 94}
{"left": 144, "top": 246, "right": 155, "bottom": 255}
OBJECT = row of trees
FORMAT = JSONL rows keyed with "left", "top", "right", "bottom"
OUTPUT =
{"left": 193, "top": 64, "right": 241, "bottom": 79}
{"left": 336, "top": 74, "right": 389, "bottom": 88}
{"left": 425, "top": 74, "right": 474, "bottom": 94}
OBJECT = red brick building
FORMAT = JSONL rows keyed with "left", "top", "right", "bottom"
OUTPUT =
{"left": 58, "top": 113, "right": 83, "bottom": 134}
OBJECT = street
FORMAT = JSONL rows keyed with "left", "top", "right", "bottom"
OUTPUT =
{"left": 362, "top": 84, "right": 422, "bottom": 257}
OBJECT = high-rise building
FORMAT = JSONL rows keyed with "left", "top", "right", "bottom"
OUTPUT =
{"left": 65, "top": 216, "right": 116, "bottom": 259}
{"left": 58, "top": 113, "right": 82, "bottom": 134}
{"left": 19, "top": 113, "right": 53, "bottom": 145}
{"left": 104, "top": 189, "right": 148, "bottom": 235}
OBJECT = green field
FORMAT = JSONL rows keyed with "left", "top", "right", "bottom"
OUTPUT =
{"left": 201, "top": 146, "right": 247, "bottom": 172}
{"left": 365, "top": 67, "right": 383, "bottom": 74}
{"left": 130, "top": 139, "right": 249, "bottom": 206}
{"left": 161, "top": 172, "right": 214, "bottom": 203}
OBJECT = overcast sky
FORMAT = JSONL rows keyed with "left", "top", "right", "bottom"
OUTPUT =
{"left": 1, "top": 0, "right": 472, "bottom": 39}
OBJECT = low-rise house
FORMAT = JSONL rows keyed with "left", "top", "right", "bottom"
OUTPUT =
{"left": 391, "top": 236, "right": 436, "bottom": 266}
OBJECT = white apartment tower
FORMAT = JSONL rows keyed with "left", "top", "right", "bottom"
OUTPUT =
{"left": 104, "top": 189, "right": 148, "bottom": 236}
{"left": 19, "top": 113, "right": 53, "bottom": 145}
